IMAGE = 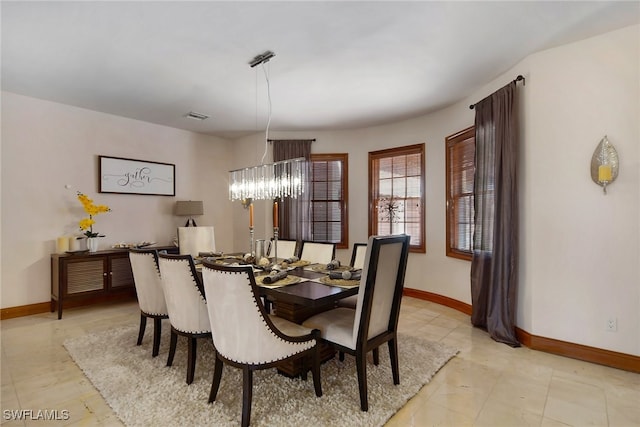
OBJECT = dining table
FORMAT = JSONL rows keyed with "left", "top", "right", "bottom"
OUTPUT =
{"left": 196, "top": 255, "right": 360, "bottom": 376}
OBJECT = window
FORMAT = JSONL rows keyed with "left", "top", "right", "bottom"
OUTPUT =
{"left": 369, "top": 144, "right": 425, "bottom": 253}
{"left": 309, "top": 153, "right": 348, "bottom": 249}
{"left": 445, "top": 126, "right": 475, "bottom": 260}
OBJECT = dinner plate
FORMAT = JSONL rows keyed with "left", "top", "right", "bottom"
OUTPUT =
{"left": 319, "top": 276, "right": 360, "bottom": 288}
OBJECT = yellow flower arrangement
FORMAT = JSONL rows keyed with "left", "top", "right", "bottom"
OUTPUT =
{"left": 77, "top": 192, "right": 111, "bottom": 238}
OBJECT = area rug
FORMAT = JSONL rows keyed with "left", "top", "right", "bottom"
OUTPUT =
{"left": 64, "top": 324, "right": 457, "bottom": 426}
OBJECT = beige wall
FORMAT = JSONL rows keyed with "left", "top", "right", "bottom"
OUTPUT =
{"left": 1, "top": 92, "right": 234, "bottom": 308}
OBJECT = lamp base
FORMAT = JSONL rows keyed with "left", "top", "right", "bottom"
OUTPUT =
{"left": 185, "top": 218, "right": 197, "bottom": 227}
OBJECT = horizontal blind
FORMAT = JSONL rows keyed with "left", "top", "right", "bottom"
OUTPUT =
{"left": 446, "top": 127, "right": 475, "bottom": 257}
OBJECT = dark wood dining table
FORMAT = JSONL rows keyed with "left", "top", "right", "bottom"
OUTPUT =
{"left": 197, "top": 258, "right": 359, "bottom": 376}
{"left": 258, "top": 267, "right": 358, "bottom": 323}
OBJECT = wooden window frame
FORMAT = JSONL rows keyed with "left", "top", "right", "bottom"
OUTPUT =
{"left": 368, "top": 143, "right": 425, "bottom": 253}
{"left": 310, "top": 153, "right": 349, "bottom": 249}
{"left": 445, "top": 126, "right": 475, "bottom": 261}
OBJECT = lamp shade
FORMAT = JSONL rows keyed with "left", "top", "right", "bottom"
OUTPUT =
{"left": 175, "top": 201, "right": 204, "bottom": 216}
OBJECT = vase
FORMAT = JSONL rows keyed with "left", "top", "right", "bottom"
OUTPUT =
{"left": 86, "top": 237, "right": 99, "bottom": 253}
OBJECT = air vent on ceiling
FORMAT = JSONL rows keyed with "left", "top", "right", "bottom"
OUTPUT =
{"left": 185, "top": 111, "right": 209, "bottom": 121}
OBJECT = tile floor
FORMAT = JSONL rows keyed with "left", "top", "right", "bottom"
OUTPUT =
{"left": 1, "top": 297, "right": 638, "bottom": 426}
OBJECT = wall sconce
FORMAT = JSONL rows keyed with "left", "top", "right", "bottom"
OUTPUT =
{"left": 590, "top": 136, "right": 619, "bottom": 195}
{"left": 175, "top": 200, "right": 204, "bottom": 226}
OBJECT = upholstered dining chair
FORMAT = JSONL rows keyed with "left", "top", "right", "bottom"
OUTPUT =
{"left": 266, "top": 239, "right": 297, "bottom": 260}
{"left": 338, "top": 243, "right": 368, "bottom": 309}
{"left": 299, "top": 241, "right": 336, "bottom": 264}
{"left": 129, "top": 248, "right": 168, "bottom": 357}
{"left": 178, "top": 226, "right": 216, "bottom": 257}
{"left": 157, "top": 253, "right": 211, "bottom": 384}
{"left": 350, "top": 243, "right": 368, "bottom": 270}
{"left": 201, "top": 262, "right": 323, "bottom": 427}
{"left": 302, "top": 234, "right": 410, "bottom": 411}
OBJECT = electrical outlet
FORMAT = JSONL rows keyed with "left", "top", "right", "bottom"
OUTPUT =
{"left": 606, "top": 317, "right": 618, "bottom": 332}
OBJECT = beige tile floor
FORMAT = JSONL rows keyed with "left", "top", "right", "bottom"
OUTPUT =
{"left": 1, "top": 297, "right": 638, "bottom": 426}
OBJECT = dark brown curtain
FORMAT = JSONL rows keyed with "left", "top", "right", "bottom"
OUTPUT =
{"left": 272, "top": 139, "right": 313, "bottom": 241}
{"left": 470, "top": 81, "right": 520, "bottom": 347}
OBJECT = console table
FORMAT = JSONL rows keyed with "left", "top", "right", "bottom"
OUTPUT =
{"left": 51, "top": 246, "right": 177, "bottom": 319}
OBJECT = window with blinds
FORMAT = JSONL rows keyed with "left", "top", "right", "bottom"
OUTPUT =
{"left": 369, "top": 144, "right": 425, "bottom": 253}
{"left": 445, "top": 126, "right": 475, "bottom": 260}
{"left": 310, "top": 153, "right": 348, "bottom": 248}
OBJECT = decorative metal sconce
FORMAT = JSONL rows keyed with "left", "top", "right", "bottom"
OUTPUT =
{"left": 590, "top": 136, "right": 619, "bottom": 194}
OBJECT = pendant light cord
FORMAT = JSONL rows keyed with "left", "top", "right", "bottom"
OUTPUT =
{"left": 260, "top": 62, "right": 272, "bottom": 165}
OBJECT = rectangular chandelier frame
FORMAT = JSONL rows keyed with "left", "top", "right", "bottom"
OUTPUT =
{"left": 229, "top": 157, "right": 307, "bottom": 201}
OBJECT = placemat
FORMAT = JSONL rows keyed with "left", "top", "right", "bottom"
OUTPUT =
{"left": 255, "top": 275, "right": 301, "bottom": 288}
{"left": 319, "top": 276, "right": 360, "bottom": 288}
{"left": 311, "top": 264, "right": 352, "bottom": 274}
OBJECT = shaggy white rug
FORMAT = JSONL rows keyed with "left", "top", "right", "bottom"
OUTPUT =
{"left": 64, "top": 324, "right": 456, "bottom": 426}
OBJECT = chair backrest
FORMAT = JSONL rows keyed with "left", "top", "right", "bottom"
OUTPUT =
{"left": 129, "top": 249, "right": 167, "bottom": 316}
{"left": 201, "top": 263, "right": 315, "bottom": 364}
{"left": 350, "top": 243, "right": 368, "bottom": 270}
{"left": 352, "top": 235, "right": 410, "bottom": 347}
{"left": 178, "top": 226, "right": 216, "bottom": 257}
{"left": 299, "top": 241, "right": 336, "bottom": 264}
{"left": 157, "top": 253, "right": 210, "bottom": 334}
{"left": 266, "top": 239, "right": 297, "bottom": 260}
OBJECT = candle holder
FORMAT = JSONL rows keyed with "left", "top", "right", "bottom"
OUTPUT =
{"left": 590, "top": 135, "right": 619, "bottom": 195}
{"left": 249, "top": 227, "right": 255, "bottom": 257}
{"left": 273, "top": 226, "right": 279, "bottom": 263}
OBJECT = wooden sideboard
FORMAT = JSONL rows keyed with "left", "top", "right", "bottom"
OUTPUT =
{"left": 51, "top": 246, "right": 177, "bottom": 319}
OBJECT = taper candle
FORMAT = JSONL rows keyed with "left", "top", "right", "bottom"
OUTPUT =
{"left": 249, "top": 203, "right": 254, "bottom": 228}
{"left": 273, "top": 201, "right": 278, "bottom": 228}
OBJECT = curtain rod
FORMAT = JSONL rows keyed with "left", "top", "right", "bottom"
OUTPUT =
{"left": 469, "top": 75, "right": 525, "bottom": 110}
{"left": 267, "top": 138, "right": 316, "bottom": 142}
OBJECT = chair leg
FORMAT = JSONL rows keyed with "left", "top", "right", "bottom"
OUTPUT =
{"left": 152, "top": 318, "right": 162, "bottom": 357}
{"left": 208, "top": 356, "right": 224, "bottom": 403}
{"left": 312, "top": 346, "right": 323, "bottom": 397}
{"left": 300, "top": 356, "right": 308, "bottom": 381}
{"left": 356, "top": 349, "right": 369, "bottom": 411}
{"left": 373, "top": 347, "right": 379, "bottom": 366}
{"left": 339, "top": 351, "right": 345, "bottom": 361}
{"left": 166, "top": 330, "right": 177, "bottom": 367}
{"left": 388, "top": 338, "right": 400, "bottom": 385}
{"left": 136, "top": 314, "right": 147, "bottom": 346}
{"left": 186, "top": 336, "right": 197, "bottom": 385}
{"left": 241, "top": 366, "right": 253, "bottom": 427}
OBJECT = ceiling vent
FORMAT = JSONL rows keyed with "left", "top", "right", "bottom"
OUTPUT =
{"left": 185, "top": 111, "right": 209, "bottom": 121}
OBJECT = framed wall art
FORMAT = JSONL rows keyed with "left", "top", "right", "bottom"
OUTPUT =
{"left": 99, "top": 155, "right": 175, "bottom": 196}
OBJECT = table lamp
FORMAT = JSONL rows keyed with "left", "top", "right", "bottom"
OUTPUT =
{"left": 175, "top": 201, "right": 204, "bottom": 226}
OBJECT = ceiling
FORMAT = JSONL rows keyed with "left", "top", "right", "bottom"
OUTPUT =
{"left": 2, "top": 1, "right": 639, "bottom": 139}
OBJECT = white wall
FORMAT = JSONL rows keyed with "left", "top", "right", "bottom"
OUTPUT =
{"left": 521, "top": 25, "right": 639, "bottom": 355}
{"left": 1, "top": 92, "right": 234, "bottom": 308}
{"left": 231, "top": 25, "right": 639, "bottom": 356}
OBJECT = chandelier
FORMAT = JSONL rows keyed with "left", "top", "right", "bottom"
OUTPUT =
{"left": 228, "top": 157, "right": 306, "bottom": 201}
{"left": 228, "top": 50, "right": 307, "bottom": 201}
